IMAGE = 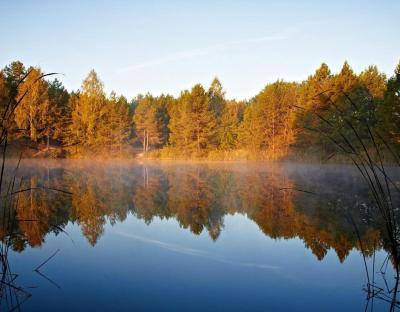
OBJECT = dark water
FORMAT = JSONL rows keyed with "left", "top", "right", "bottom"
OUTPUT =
{"left": 1, "top": 160, "right": 399, "bottom": 311}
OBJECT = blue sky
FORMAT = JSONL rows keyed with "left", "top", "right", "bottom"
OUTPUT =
{"left": 1, "top": 0, "right": 399, "bottom": 100}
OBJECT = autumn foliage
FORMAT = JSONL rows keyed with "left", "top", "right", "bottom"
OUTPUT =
{"left": 1, "top": 60, "right": 399, "bottom": 159}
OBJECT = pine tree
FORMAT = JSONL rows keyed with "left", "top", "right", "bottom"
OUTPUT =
{"left": 208, "top": 77, "right": 226, "bottom": 118}
{"left": 296, "top": 63, "right": 334, "bottom": 149}
{"left": 15, "top": 67, "right": 51, "bottom": 142}
{"left": 103, "top": 92, "right": 131, "bottom": 154}
{"left": 169, "top": 84, "right": 216, "bottom": 154}
{"left": 359, "top": 65, "right": 387, "bottom": 99}
{"left": 0, "top": 71, "right": 9, "bottom": 113}
{"left": 69, "top": 70, "right": 106, "bottom": 147}
{"left": 133, "top": 95, "right": 162, "bottom": 152}
{"left": 238, "top": 81, "right": 297, "bottom": 157}
{"left": 238, "top": 102, "right": 266, "bottom": 151}
{"left": 3, "top": 61, "right": 26, "bottom": 101}
{"left": 333, "top": 61, "right": 359, "bottom": 100}
{"left": 378, "top": 61, "right": 400, "bottom": 147}
{"left": 153, "top": 94, "right": 174, "bottom": 145}
{"left": 46, "top": 79, "right": 70, "bottom": 147}
{"left": 216, "top": 100, "right": 244, "bottom": 150}
{"left": 168, "top": 90, "right": 189, "bottom": 150}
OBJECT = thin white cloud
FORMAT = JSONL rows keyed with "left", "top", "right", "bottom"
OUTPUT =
{"left": 116, "top": 20, "right": 333, "bottom": 74}
{"left": 117, "top": 47, "right": 215, "bottom": 73}
{"left": 117, "top": 32, "right": 288, "bottom": 74}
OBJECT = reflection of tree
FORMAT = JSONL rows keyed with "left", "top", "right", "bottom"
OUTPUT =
{"left": 238, "top": 167, "right": 296, "bottom": 238}
{"left": 65, "top": 164, "right": 132, "bottom": 245}
{"left": 69, "top": 173, "right": 107, "bottom": 246}
{"left": 167, "top": 167, "right": 218, "bottom": 237}
{"left": 288, "top": 166, "right": 386, "bottom": 263}
{"left": 1, "top": 161, "right": 396, "bottom": 265}
{"left": 11, "top": 171, "right": 70, "bottom": 250}
{"left": 132, "top": 166, "right": 170, "bottom": 223}
{"left": 230, "top": 166, "right": 352, "bottom": 261}
{"left": 17, "top": 177, "right": 50, "bottom": 246}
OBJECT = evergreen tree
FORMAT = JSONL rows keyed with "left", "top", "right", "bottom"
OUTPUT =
{"left": 359, "top": 65, "right": 387, "bottom": 99}
{"left": 3, "top": 61, "right": 26, "bottom": 101}
{"left": 102, "top": 92, "right": 131, "bottom": 153}
{"left": 69, "top": 70, "right": 106, "bottom": 147}
{"left": 168, "top": 90, "right": 189, "bottom": 150}
{"left": 216, "top": 100, "right": 244, "bottom": 150}
{"left": 1, "top": 60, "right": 397, "bottom": 159}
{"left": 133, "top": 94, "right": 162, "bottom": 152}
{"left": 47, "top": 79, "right": 70, "bottom": 145}
{"left": 378, "top": 62, "right": 400, "bottom": 147}
{"left": 333, "top": 61, "right": 359, "bottom": 100}
{"left": 15, "top": 67, "right": 51, "bottom": 142}
{"left": 238, "top": 102, "right": 265, "bottom": 151}
{"left": 2, "top": 61, "right": 26, "bottom": 137}
{"left": 169, "top": 84, "right": 216, "bottom": 153}
{"left": 239, "top": 81, "right": 297, "bottom": 158}
{"left": 0, "top": 71, "right": 9, "bottom": 113}
{"left": 153, "top": 94, "right": 174, "bottom": 145}
{"left": 296, "top": 63, "right": 334, "bottom": 149}
{"left": 208, "top": 77, "right": 226, "bottom": 118}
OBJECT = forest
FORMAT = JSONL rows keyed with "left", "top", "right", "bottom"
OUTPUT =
{"left": 0, "top": 60, "right": 399, "bottom": 160}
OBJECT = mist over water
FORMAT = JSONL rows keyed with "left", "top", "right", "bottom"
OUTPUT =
{"left": 3, "top": 160, "right": 399, "bottom": 311}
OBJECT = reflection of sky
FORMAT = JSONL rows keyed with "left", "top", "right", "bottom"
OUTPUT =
{"left": 10, "top": 213, "right": 391, "bottom": 311}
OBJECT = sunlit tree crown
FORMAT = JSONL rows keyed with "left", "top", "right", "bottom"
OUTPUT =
{"left": 81, "top": 69, "right": 104, "bottom": 97}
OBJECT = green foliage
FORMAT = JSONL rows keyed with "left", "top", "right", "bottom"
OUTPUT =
{"left": 101, "top": 92, "right": 131, "bottom": 151}
{"left": 47, "top": 78, "right": 70, "bottom": 142}
{"left": 15, "top": 67, "right": 52, "bottom": 142}
{"left": 377, "top": 62, "right": 400, "bottom": 148}
{"left": 68, "top": 70, "right": 131, "bottom": 156}
{"left": 3, "top": 61, "right": 26, "bottom": 101}
{"left": 0, "top": 71, "right": 9, "bottom": 111}
{"left": 216, "top": 100, "right": 244, "bottom": 150}
{"left": 1, "top": 60, "right": 399, "bottom": 159}
{"left": 238, "top": 81, "right": 297, "bottom": 158}
{"left": 296, "top": 62, "right": 390, "bottom": 157}
{"left": 359, "top": 65, "right": 387, "bottom": 99}
{"left": 69, "top": 69, "right": 107, "bottom": 146}
{"left": 208, "top": 77, "right": 225, "bottom": 118}
{"left": 295, "top": 63, "right": 334, "bottom": 149}
{"left": 133, "top": 94, "right": 163, "bottom": 152}
{"left": 169, "top": 84, "right": 216, "bottom": 154}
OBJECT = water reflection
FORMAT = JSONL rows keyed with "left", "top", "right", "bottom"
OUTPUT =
{"left": 5, "top": 160, "right": 398, "bottom": 266}
{"left": 1, "top": 160, "right": 400, "bottom": 311}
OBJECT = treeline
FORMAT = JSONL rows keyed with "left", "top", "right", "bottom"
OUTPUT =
{"left": 0, "top": 60, "right": 399, "bottom": 159}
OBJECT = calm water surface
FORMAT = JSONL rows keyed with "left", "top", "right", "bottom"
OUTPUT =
{"left": 2, "top": 160, "right": 399, "bottom": 311}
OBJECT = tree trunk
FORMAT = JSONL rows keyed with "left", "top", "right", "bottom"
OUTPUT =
{"left": 143, "top": 129, "right": 146, "bottom": 153}
{"left": 30, "top": 119, "right": 37, "bottom": 142}
{"left": 119, "top": 123, "right": 122, "bottom": 156}
{"left": 272, "top": 108, "right": 275, "bottom": 159}
{"left": 197, "top": 122, "right": 200, "bottom": 153}
{"left": 146, "top": 132, "right": 149, "bottom": 152}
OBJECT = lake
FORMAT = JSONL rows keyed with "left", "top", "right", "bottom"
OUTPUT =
{"left": 1, "top": 160, "right": 399, "bottom": 311}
